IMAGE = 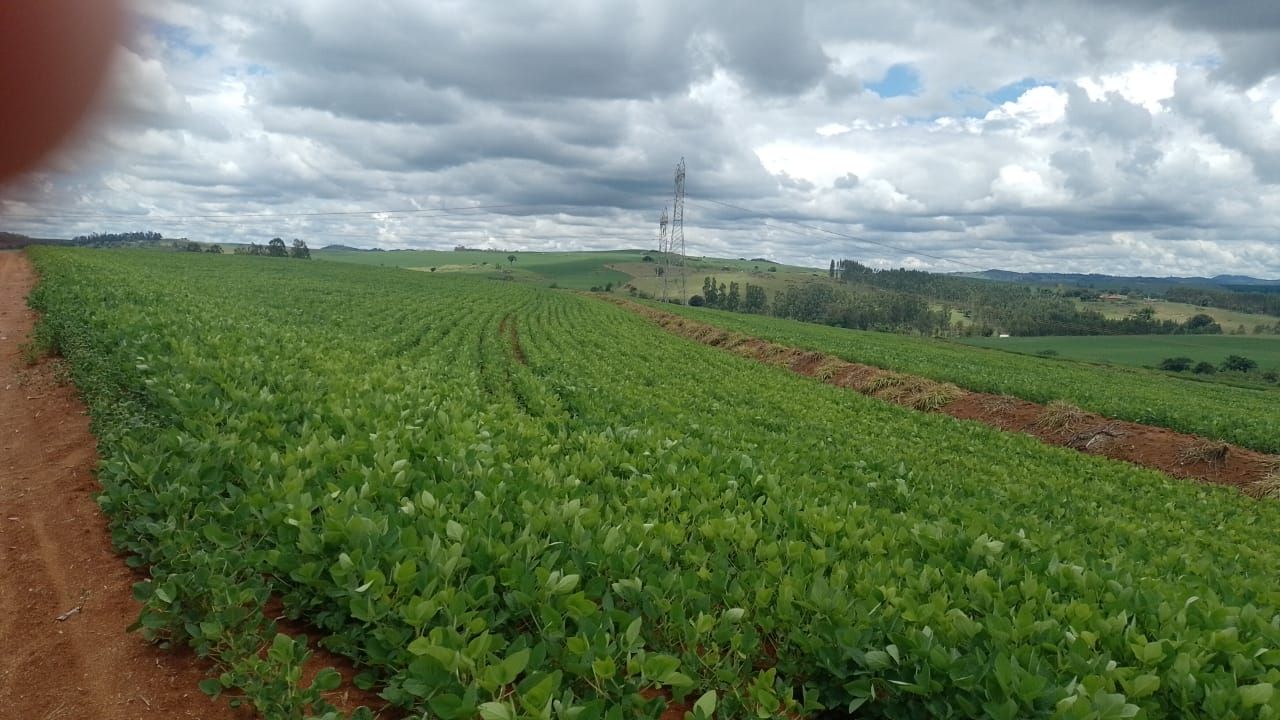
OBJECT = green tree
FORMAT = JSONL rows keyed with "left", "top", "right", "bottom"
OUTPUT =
{"left": 290, "top": 239, "right": 310, "bottom": 259}
{"left": 1130, "top": 307, "right": 1156, "bottom": 323}
{"left": 725, "top": 281, "right": 741, "bottom": 311}
{"left": 1183, "top": 314, "right": 1221, "bottom": 334}
{"left": 206, "top": 244, "right": 223, "bottom": 254}
{"left": 267, "top": 238, "right": 288, "bottom": 257}
{"left": 702, "top": 276, "right": 719, "bottom": 307}
{"left": 507, "top": 254, "right": 516, "bottom": 266}
{"left": 829, "top": 259, "right": 835, "bottom": 278}
{"left": 742, "top": 284, "right": 767, "bottom": 314}
{"left": 1220, "top": 355, "right": 1257, "bottom": 373}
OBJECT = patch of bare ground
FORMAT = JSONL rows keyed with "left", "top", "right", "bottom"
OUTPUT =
{"left": 611, "top": 297, "right": 1275, "bottom": 494}
{"left": 499, "top": 313, "right": 527, "bottom": 365}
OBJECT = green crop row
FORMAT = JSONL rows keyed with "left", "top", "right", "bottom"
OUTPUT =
{"left": 643, "top": 302, "right": 1280, "bottom": 454}
{"left": 26, "top": 247, "right": 1280, "bottom": 719}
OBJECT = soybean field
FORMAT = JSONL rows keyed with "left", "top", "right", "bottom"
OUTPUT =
{"left": 651, "top": 303, "right": 1280, "bottom": 454}
{"left": 26, "top": 247, "right": 1280, "bottom": 719}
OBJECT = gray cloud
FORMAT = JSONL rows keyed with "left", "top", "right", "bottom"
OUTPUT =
{"left": 3, "top": 0, "right": 1280, "bottom": 278}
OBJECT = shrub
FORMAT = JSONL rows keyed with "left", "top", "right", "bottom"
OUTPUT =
{"left": 688, "top": 295, "right": 705, "bottom": 307}
{"left": 1220, "top": 355, "right": 1257, "bottom": 373}
{"left": 1192, "top": 361, "right": 1217, "bottom": 374}
{"left": 1159, "top": 357, "right": 1194, "bottom": 372}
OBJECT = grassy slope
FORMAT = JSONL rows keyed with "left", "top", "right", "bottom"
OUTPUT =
{"left": 620, "top": 261, "right": 829, "bottom": 298}
{"left": 646, "top": 302, "right": 1280, "bottom": 453}
{"left": 317, "top": 248, "right": 832, "bottom": 293}
{"left": 1077, "top": 298, "right": 1280, "bottom": 330}
{"left": 960, "top": 334, "right": 1280, "bottom": 371}
{"left": 315, "top": 248, "right": 638, "bottom": 289}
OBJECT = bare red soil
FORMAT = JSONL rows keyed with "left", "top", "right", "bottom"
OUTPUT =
{"left": 615, "top": 299, "right": 1277, "bottom": 493}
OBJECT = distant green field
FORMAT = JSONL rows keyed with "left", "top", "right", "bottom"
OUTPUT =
{"left": 622, "top": 261, "right": 830, "bottom": 299}
{"left": 317, "top": 248, "right": 826, "bottom": 292}
{"left": 315, "top": 248, "right": 639, "bottom": 289}
{"left": 1077, "top": 298, "right": 1280, "bottom": 331}
{"left": 960, "top": 334, "right": 1280, "bottom": 371}
{"left": 649, "top": 302, "right": 1280, "bottom": 452}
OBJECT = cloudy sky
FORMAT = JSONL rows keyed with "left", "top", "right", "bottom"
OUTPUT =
{"left": 4, "top": 0, "right": 1280, "bottom": 276}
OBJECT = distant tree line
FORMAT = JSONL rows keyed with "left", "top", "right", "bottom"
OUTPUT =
{"left": 181, "top": 241, "right": 223, "bottom": 253}
{"left": 684, "top": 264, "right": 1239, "bottom": 338}
{"left": 771, "top": 281, "right": 950, "bottom": 334}
{"left": 1159, "top": 354, "right": 1278, "bottom": 384}
{"left": 234, "top": 237, "right": 310, "bottom": 259}
{"left": 689, "top": 276, "right": 767, "bottom": 314}
{"left": 70, "top": 230, "right": 164, "bottom": 246}
{"left": 832, "top": 259, "right": 1228, "bottom": 336}
{"left": 1164, "top": 285, "right": 1280, "bottom": 318}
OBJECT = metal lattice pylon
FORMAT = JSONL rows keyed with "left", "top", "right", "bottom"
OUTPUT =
{"left": 656, "top": 207, "right": 669, "bottom": 301}
{"left": 671, "top": 158, "right": 686, "bottom": 301}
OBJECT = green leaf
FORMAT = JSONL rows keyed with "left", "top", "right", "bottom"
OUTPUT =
{"left": 498, "top": 648, "right": 531, "bottom": 685}
{"left": 1240, "top": 683, "right": 1275, "bottom": 708}
{"left": 642, "top": 654, "right": 681, "bottom": 682}
{"left": 693, "top": 690, "right": 717, "bottom": 719}
{"left": 553, "top": 574, "right": 580, "bottom": 595}
{"left": 864, "top": 650, "right": 892, "bottom": 670}
{"left": 518, "top": 671, "right": 560, "bottom": 715}
{"left": 478, "top": 701, "right": 514, "bottom": 720}
{"left": 203, "top": 524, "right": 237, "bottom": 547}
{"left": 268, "top": 633, "right": 297, "bottom": 664}
{"left": 153, "top": 584, "right": 174, "bottom": 604}
{"left": 1128, "top": 674, "right": 1160, "bottom": 699}
{"left": 591, "top": 657, "right": 617, "bottom": 681}
{"left": 198, "top": 678, "right": 222, "bottom": 697}
{"left": 312, "top": 667, "right": 343, "bottom": 692}
{"left": 625, "top": 617, "right": 643, "bottom": 646}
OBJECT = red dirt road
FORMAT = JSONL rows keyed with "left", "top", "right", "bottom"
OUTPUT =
{"left": 0, "top": 250, "right": 245, "bottom": 719}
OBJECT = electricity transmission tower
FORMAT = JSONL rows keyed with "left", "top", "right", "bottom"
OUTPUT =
{"left": 670, "top": 158, "right": 686, "bottom": 301}
{"left": 656, "top": 207, "right": 669, "bottom": 301}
